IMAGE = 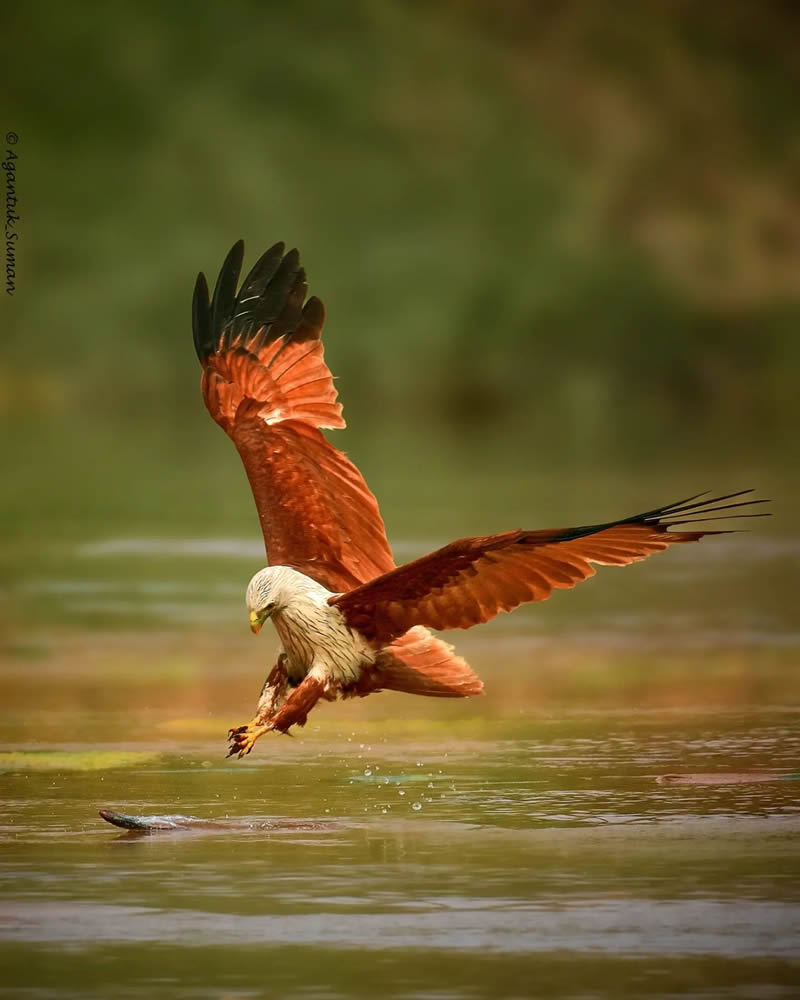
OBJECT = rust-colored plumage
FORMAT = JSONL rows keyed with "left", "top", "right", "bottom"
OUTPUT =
{"left": 195, "top": 241, "right": 393, "bottom": 593}
{"left": 192, "top": 241, "right": 768, "bottom": 753}
{"left": 329, "top": 494, "right": 757, "bottom": 644}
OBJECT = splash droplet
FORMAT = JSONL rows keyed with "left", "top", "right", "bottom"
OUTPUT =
{"left": 412, "top": 801, "right": 422, "bottom": 811}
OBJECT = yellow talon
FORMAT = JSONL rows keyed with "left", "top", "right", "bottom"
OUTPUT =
{"left": 226, "top": 721, "right": 271, "bottom": 758}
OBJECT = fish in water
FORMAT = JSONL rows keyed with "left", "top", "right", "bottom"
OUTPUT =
{"left": 98, "top": 809, "right": 331, "bottom": 833}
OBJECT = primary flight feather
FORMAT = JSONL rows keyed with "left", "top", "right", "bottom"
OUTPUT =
{"left": 191, "top": 240, "right": 768, "bottom": 757}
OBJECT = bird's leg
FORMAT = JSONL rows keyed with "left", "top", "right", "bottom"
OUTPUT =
{"left": 227, "top": 665, "right": 329, "bottom": 758}
{"left": 255, "top": 653, "right": 290, "bottom": 720}
{"left": 226, "top": 654, "right": 289, "bottom": 758}
{"left": 267, "top": 675, "right": 327, "bottom": 734}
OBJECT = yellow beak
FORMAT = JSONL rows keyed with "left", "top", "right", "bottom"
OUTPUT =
{"left": 249, "top": 610, "right": 264, "bottom": 634}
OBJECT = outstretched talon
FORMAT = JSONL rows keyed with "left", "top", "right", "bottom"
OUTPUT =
{"left": 226, "top": 721, "right": 271, "bottom": 758}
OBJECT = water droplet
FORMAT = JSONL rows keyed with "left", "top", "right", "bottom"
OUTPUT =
{"left": 412, "top": 801, "right": 422, "bottom": 811}
{"left": 364, "top": 768, "right": 372, "bottom": 776}
{"left": 381, "top": 808, "right": 387, "bottom": 814}
{"left": 416, "top": 762, "right": 423, "bottom": 767}
{"left": 398, "top": 790, "right": 406, "bottom": 796}
{"left": 427, "top": 782, "right": 434, "bottom": 789}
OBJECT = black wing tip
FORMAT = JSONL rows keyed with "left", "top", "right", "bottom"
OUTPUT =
{"left": 210, "top": 241, "right": 245, "bottom": 341}
{"left": 222, "top": 239, "right": 246, "bottom": 270}
{"left": 643, "top": 490, "right": 771, "bottom": 531}
{"left": 192, "top": 271, "right": 212, "bottom": 361}
{"left": 542, "top": 490, "right": 771, "bottom": 546}
{"left": 303, "top": 294, "right": 326, "bottom": 328}
{"left": 193, "top": 239, "right": 323, "bottom": 360}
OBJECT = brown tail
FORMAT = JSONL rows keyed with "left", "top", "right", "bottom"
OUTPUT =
{"left": 367, "top": 626, "right": 483, "bottom": 698}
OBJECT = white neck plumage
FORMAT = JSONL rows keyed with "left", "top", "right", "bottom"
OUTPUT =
{"left": 247, "top": 565, "right": 372, "bottom": 686}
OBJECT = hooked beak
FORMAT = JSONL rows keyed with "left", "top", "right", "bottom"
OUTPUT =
{"left": 249, "top": 610, "right": 267, "bottom": 634}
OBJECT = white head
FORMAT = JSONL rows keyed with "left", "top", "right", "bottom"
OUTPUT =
{"left": 245, "top": 565, "right": 318, "bottom": 633}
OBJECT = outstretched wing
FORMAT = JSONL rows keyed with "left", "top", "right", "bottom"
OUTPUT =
{"left": 193, "top": 241, "right": 395, "bottom": 592}
{"left": 331, "top": 492, "right": 769, "bottom": 643}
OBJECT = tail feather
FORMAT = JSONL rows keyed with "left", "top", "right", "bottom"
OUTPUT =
{"left": 369, "top": 626, "right": 483, "bottom": 698}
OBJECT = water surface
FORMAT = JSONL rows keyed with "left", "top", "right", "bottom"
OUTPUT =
{"left": 1, "top": 513, "right": 798, "bottom": 998}
{"left": 2, "top": 711, "right": 799, "bottom": 999}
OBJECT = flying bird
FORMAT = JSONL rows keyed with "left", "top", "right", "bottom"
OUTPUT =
{"left": 191, "top": 241, "right": 768, "bottom": 757}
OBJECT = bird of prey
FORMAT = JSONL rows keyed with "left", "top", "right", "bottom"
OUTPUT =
{"left": 191, "top": 241, "right": 767, "bottom": 757}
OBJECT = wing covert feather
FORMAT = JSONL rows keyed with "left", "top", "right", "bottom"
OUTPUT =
{"left": 330, "top": 492, "right": 768, "bottom": 643}
{"left": 232, "top": 418, "right": 393, "bottom": 591}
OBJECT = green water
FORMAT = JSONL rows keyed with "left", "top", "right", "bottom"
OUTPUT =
{"left": 1, "top": 448, "right": 798, "bottom": 998}
{"left": 2, "top": 715, "right": 799, "bottom": 999}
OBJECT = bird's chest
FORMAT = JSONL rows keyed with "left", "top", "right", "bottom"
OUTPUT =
{"left": 272, "top": 603, "right": 368, "bottom": 685}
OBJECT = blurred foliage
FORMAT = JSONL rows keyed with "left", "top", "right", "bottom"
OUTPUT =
{"left": 1, "top": 0, "right": 798, "bottom": 533}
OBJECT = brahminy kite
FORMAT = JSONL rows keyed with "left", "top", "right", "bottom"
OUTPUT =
{"left": 190, "top": 241, "right": 768, "bottom": 757}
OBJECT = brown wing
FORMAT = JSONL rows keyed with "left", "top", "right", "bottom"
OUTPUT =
{"left": 331, "top": 492, "right": 769, "bottom": 644}
{"left": 193, "top": 241, "right": 394, "bottom": 592}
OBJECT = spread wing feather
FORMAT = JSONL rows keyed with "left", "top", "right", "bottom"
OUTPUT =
{"left": 330, "top": 492, "right": 769, "bottom": 644}
{"left": 193, "top": 241, "right": 395, "bottom": 592}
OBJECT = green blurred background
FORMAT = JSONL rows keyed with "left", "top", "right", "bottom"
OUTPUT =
{"left": 1, "top": 0, "right": 797, "bottom": 618}
{"left": 2, "top": 13, "right": 798, "bottom": 993}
